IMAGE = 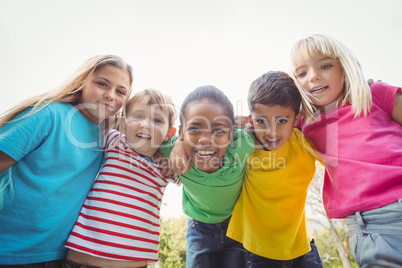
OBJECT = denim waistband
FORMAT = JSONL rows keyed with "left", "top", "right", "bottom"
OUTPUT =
{"left": 64, "top": 260, "right": 101, "bottom": 268}
{"left": 346, "top": 199, "right": 402, "bottom": 228}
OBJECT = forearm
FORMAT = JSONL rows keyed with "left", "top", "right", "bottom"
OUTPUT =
{"left": 0, "top": 151, "right": 16, "bottom": 174}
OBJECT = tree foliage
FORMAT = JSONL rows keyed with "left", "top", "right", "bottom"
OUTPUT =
{"left": 158, "top": 215, "right": 187, "bottom": 268}
{"left": 306, "top": 163, "right": 357, "bottom": 268}
{"left": 313, "top": 226, "right": 358, "bottom": 268}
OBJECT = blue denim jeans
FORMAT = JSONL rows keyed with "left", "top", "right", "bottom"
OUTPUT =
{"left": 346, "top": 199, "right": 402, "bottom": 268}
{"left": 245, "top": 239, "right": 323, "bottom": 268}
{"left": 186, "top": 216, "right": 246, "bottom": 268}
{"left": 0, "top": 260, "right": 64, "bottom": 268}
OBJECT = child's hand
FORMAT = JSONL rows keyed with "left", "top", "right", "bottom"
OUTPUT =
{"left": 154, "top": 152, "right": 175, "bottom": 177}
{"left": 367, "top": 79, "right": 382, "bottom": 85}
{"left": 169, "top": 139, "right": 191, "bottom": 175}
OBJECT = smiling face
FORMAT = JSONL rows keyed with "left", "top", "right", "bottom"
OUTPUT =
{"left": 79, "top": 65, "right": 131, "bottom": 124}
{"left": 251, "top": 103, "right": 298, "bottom": 151}
{"left": 124, "top": 96, "right": 171, "bottom": 158}
{"left": 294, "top": 53, "right": 345, "bottom": 111}
{"left": 180, "top": 100, "right": 233, "bottom": 173}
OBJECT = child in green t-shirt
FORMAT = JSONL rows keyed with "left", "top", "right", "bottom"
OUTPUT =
{"left": 160, "top": 85, "right": 255, "bottom": 268}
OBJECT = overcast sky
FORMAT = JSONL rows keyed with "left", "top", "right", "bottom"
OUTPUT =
{"left": 1, "top": 0, "right": 401, "bottom": 218}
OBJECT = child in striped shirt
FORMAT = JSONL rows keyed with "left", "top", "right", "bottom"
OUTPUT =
{"left": 64, "top": 89, "right": 180, "bottom": 268}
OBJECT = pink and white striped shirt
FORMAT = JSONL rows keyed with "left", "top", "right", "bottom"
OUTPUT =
{"left": 66, "top": 129, "right": 180, "bottom": 262}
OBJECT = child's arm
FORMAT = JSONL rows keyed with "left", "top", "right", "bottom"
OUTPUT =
{"left": 392, "top": 91, "right": 402, "bottom": 125}
{"left": 168, "top": 139, "right": 191, "bottom": 175}
{"left": 0, "top": 151, "right": 16, "bottom": 174}
{"left": 154, "top": 151, "right": 175, "bottom": 177}
{"left": 158, "top": 135, "right": 191, "bottom": 175}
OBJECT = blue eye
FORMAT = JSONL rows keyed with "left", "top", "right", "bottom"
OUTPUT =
{"left": 132, "top": 114, "right": 143, "bottom": 119}
{"left": 322, "top": 64, "right": 332, "bottom": 69}
{"left": 97, "top": 82, "right": 107, "bottom": 87}
{"left": 297, "top": 71, "right": 306, "bottom": 78}
{"left": 153, "top": 118, "right": 162, "bottom": 123}
{"left": 117, "top": 89, "right": 126, "bottom": 95}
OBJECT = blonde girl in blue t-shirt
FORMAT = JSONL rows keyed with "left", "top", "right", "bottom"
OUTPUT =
{"left": 0, "top": 55, "right": 133, "bottom": 267}
{"left": 160, "top": 85, "right": 255, "bottom": 268}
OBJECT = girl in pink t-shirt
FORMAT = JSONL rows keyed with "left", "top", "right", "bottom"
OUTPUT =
{"left": 289, "top": 34, "right": 402, "bottom": 267}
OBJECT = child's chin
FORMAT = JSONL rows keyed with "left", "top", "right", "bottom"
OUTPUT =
{"left": 194, "top": 162, "right": 220, "bottom": 173}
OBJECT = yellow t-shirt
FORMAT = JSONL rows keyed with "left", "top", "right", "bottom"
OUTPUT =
{"left": 227, "top": 129, "right": 318, "bottom": 260}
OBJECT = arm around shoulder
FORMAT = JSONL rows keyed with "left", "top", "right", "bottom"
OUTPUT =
{"left": 0, "top": 151, "right": 16, "bottom": 174}
{"left": 392, "top": 90, "right": 402, "bottom": 125}
{"left": 230, "top": 129, "right": 255, "bottom": 163}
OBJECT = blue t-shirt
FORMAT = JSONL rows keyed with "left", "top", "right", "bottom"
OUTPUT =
{"left": 0, "top": 102, "right": 103, "bottom": 264}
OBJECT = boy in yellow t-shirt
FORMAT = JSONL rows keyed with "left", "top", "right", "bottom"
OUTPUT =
{"left": 227, "top": 71, "right": 323, "bottom": 268}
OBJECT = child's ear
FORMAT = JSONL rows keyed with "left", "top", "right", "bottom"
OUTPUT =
{"left": 164, "top": 127, "right": 177, "bottom": 142}
{"left": 248, "top": 115, "right": 254, "bottom": 126}
{"left": 178, "top": 125, "right": 184, "bottom": 141}
{"left": 229, "top": 127, "right": 235, "bottom": 143}
{"left": 294, "top": 111, "right": 302, "bottom": 127}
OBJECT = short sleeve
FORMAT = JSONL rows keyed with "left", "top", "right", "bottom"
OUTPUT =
{"left": 294, "top": 128, "right": 322, "bottom": 163}
{"left": 229, "top": 129, "right": 255, "bottom": 164}
{"left": 0, "top": 107, "right": 52, "bottom": 161}
{"left": 158, "top": 135, "right": 177, "bottom": 158}
{"left": 370, "top": 82, "right": 402, "bottom": 117}
{"left": 169, "top": 173, "right": 181, "bottom": 186}
{"left": 104, "top": 129, "right": 122, "bottom": 150}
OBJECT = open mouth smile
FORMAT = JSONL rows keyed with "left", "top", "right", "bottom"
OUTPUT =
{"left": 266, "top": 138, "right": 278, "bottom": 143}
{"left": 137, "top": 134, "right": 151, "bottom": 140}
{"left": 310, "top": 86, "right": 328, "bottom": 94}
{"left": 195, "top": 150, "right": 216, "bottom": 159}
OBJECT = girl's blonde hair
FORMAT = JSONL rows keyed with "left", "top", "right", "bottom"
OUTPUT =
{"left": 289, "top": 34, "right": 372, "bottom": 119}
{"left": 0, "top": 55, "right": 134, "bottom": 128}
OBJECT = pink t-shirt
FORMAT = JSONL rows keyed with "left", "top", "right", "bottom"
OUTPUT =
{"left": 301, "top": 82, "right": 402, "bottom": 218}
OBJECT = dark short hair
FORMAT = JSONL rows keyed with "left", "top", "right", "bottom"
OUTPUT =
{"left": 180, "top": 85, "right": 234, "bottom": 128}
{"left": 248, "top": 71, "right": 301, "bottom": 115}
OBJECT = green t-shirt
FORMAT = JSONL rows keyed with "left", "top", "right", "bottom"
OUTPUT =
{"left": 160, "top": 129, "right": 255, "bottom": 223}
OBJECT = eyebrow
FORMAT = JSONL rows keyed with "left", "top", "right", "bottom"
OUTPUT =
{"left": 254, "top": 114, "right": 291, "bottom": 119}
{"left": 211, "top": 122, "right": 229, "bottom": 128}
{"left": 187, "top": 121, "right": 229, "bottom": 128}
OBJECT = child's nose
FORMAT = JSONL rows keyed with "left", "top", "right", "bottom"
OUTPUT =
{"left": 140, "top": 119, "right": 150, "bottom": 128}
{"left": 265, "top": 125, "right": 276, "bottom": 137}
{"left": 309, "top": 70, "right": 320, "bottom": 82}
{"left": 104, "top": 89, "right": 115, "bottom": 100}
{"left": 198, "top": 132, "right": 212, "bottom": 144}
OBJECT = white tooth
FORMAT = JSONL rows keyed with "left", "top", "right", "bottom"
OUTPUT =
{"left": 198, "top": 151, "right": 215, "bottom": 154}
{"left": 311, "top": 86, "right": 326, "bottom": 93}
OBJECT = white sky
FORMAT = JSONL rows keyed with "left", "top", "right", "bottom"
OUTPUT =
{"left": 1, "top": 0, "right": 401, "bottom": 218}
